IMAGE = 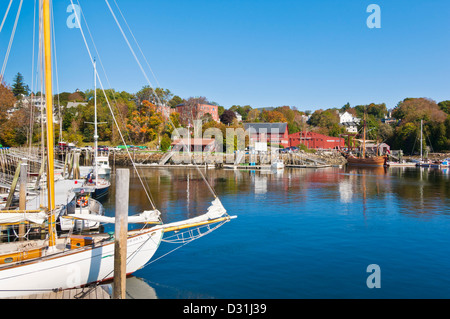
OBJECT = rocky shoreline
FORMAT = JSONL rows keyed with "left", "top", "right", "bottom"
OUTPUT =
{"left": 108, "top": 149, "right": 450, "bottom": 167}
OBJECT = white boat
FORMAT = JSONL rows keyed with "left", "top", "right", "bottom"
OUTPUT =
{"left": 0, "top": 197, "right": 233, "bottom": 298}
{"left": 0, "top": 228, "right": 163, "bottom": 297}
{"left": 0, "top": 0, "right": 235, "bottom": 298}
{"left": 57, "top": 187, "right": 105, "bottom": 232}
{"left": 95, "top": 155, "right": 111, "bottom": 177}
{"left": 271, "top": 159, "right": 284, "bottom": 170}
{"left": 386, "top": 161, "right": 416, "bottom": 167}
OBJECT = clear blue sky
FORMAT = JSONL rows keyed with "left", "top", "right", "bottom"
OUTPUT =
{"left": 1, "top": 0, "right": 449, "bottom": 111}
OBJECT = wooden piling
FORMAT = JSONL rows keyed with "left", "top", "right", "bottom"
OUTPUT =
{"left": 5, "top": 160, "right": 22, "bottom": 209}
{"left": 18, "top": 161, "right": 28, "bottom": 240}
{"left": 113, "top": 168, "right": 129, "bottom": 299}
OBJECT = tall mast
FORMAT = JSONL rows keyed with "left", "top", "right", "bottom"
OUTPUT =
{"left": 362, "top": 111, "right": 366, "bottom": 159}
{"left": 420, "top": 119, "right": 423, "bottom": 161}
{"left": 43, "top": 0, "right": 56, "bottom": 246}
{"left": 94, "top": 59, "right": 98, "bottom": 184}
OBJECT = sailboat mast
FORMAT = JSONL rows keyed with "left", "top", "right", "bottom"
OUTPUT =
{"left": 420, "top": 119, "right": 423, "bottom": 161}
{"left": 94, "top": 59, "right": 98, "bottom": 183}
{"left": 362, "top": 111, "right": 366, "bottom": 159}
{"left": 43, "top": 0, "right": 56, "bottom": 246}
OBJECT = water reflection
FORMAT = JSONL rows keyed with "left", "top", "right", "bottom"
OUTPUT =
{"left": 103, "top": 165, "right": 450, "bottom": 227}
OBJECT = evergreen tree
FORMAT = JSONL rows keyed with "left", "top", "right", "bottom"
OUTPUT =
{"left": 12, "top": 72, "right": 29, "bottom": 97}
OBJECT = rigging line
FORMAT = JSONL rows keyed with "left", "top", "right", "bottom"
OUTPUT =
{"left": 112, "top": 0, "right": 161, "bottom": 88}
{"left": 0, "top": 0, "right": 13, "bottom": 33}
{"left": 28, "top": 0, "right": 37, "bottom": 153}
{"left": 50, "top": 0, "right": 62, "bottom": 142}
{"left": 105, "top": 0, "right": 219, "bottom": 200}
{"left": 104, "top": 0, "right": 154, "bottom": 89}
{"left": 0, "top": 0, "right": 23, "bottom": 80}
{"left": 144, "top": 221, "right": 228, "bottom": 267}
{"left": 76, "top": 0, "right": 133, "bottom": 145}
{"left": 69, "top": 0, "right": 157, "bottom": 211}
{"left": 79, "top": 11, "right": 154, "bottom": 213}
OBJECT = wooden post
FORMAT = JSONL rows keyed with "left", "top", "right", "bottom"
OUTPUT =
{"left": 113, "top": 168, "right": 129, "bottom": 299}
{"left": 18, "top": 161, "right": 28, "bottom": 241}
{"left": 5, "top": 160, "right": 22, "bottom": 209}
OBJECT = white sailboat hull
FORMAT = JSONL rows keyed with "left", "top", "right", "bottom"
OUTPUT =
{"left": 0, "top": 229, "right": 163, "bottom": 298}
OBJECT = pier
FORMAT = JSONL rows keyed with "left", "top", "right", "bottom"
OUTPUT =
{"left": 4, "top": 285, "right": 111, "bottom": 299}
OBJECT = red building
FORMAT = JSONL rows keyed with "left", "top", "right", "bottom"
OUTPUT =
{"left": 243, "top": 123, "right": 289, "bottom": 148}
{"left": 176, "top": 103, "right": 220, "bottom": 122}
{"left": 289, "top": 131, "right": 345, "bottom": 149}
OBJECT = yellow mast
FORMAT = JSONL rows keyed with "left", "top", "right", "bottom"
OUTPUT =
{"left": 43, "top": 0, "right": 56, "bottom": 246}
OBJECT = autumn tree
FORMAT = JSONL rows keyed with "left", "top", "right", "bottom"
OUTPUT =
{"left": 219, "top": 109, "right": 236, "bottom": 125}
{"left": 0, "top": 82, "right": 16, "bottom": 145}
{"left": 136, "top": 86, "right": 173, "bottom": 106}
{"left": 391, "top": 98, "right": 449, "bottom": 152}
{"left": 247, "top": 108, "right": 260, "bottom": 122}
{"left": 261, "top": 110, "right": 287, "bottom": 123}
{"left": 274, "top": 105, "right": 305, "bottom": 133}
{"left": 126, "top": 100, "right": 163, "bottom": 144}
{"left": 307, "top": 109, "right": 344, "bottom": 137}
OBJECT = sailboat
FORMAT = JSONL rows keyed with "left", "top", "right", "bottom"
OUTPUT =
{"left": 85, "top": 60, "right": 110, "bottom": 200}
{"left": 0, "top": 0, "right": 235, "bottom": 298}
{"left": 347, "top": 112, "right": 386, "bottom": 167}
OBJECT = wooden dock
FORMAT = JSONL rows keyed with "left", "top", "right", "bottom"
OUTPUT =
{"left": 4, "top": 285, "right": 111, "bottom": 299}
{"left": 223, "top": 164, "right": 272, "bottom": 170}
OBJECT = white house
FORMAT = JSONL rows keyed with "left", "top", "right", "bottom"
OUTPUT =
{"left": 339, "top": 111, "right": 360, "bottom": 133}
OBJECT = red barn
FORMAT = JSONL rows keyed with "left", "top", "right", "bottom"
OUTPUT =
{"left": 289, "top": 131, "right": 345, "bottom": 149}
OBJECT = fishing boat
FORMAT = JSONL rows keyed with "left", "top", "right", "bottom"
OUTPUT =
{"left": 347, "top": 112, "right": 386, "bottom": 167}
{"left": 0, "top": 0, "right": 235, "bottom": 298}
{"left": 95, "top": 155, "right": 111, "bottom": 178}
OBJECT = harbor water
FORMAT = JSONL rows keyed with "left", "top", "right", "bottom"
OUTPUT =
{"left": 102, "top": 166, "right": 450, "bottom": 298}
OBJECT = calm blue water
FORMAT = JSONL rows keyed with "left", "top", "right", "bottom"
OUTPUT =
{"left": 102, "top": 166, "right": 450, "bottom": 299}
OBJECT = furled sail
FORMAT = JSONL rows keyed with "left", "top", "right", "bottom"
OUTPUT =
{"left": 0, "top": 211, "right": 48, "bottom": 225}
{"left": 62, "top": 209, "right": 161, "bottom": 224}
{"left": 161, "top": 198, "right": 229, "bottom": 230}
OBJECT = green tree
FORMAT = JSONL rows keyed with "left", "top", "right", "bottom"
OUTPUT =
{"left": 160, "top": 134, "right": 172, "bottom": 151}
{"left": 12, "top": 73, "right": 29, "bottom": 97}
{"left": 438, "top": 100, "right": 450, "bottom": 114}
{"left": 169, "top": 95, "right": 183, "bottom": 108}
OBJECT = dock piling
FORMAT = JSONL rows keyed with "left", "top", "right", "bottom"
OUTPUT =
{"left": 113, "top": 168, "right": 129, "bottom": 299}
{"left": 18, "top": 160, "right": 28, "bottom": 240}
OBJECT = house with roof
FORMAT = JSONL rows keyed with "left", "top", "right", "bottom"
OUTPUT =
{"left": 339, "top": 111, "right": 360, "bottom": 133}
{"left": 243, "top": 123, "right": 289, "bottom": 148}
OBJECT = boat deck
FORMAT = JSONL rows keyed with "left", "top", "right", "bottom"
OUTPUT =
{"left": 3, "top": 285, "right": 111, "bottom": 299}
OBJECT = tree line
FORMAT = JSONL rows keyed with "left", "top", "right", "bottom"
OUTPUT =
{"left": 2, "top": 72, "right": 450, "bottom": 154}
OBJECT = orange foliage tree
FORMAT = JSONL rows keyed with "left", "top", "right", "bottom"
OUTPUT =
{"left": 126, "top": 100, "right": 163, "bottom": 144}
